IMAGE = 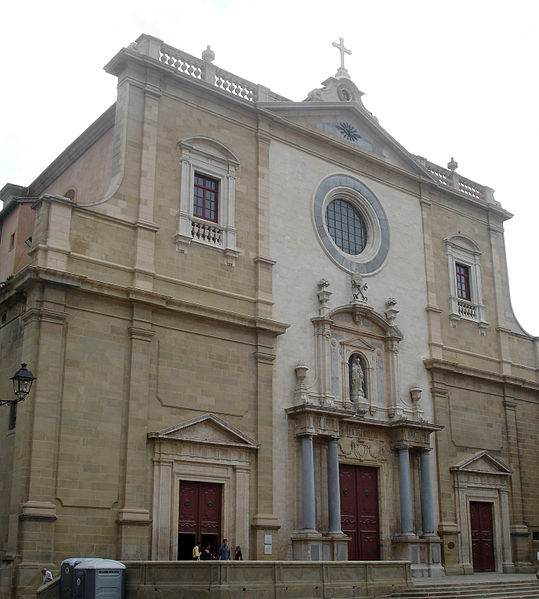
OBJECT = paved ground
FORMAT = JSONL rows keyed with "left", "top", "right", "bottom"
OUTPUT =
{"left": 412, "top": 572, "right": 538, "bottom": 585}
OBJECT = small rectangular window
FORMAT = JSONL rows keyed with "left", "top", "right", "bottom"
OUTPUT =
{"left": 9, "top": 233, "right": 15, "bottom": 251}
{"left": 455, "top": 263, "right": 471, "bottom": 301}
{"left": 193, "top": 174, "right": 219, "bottom": 223}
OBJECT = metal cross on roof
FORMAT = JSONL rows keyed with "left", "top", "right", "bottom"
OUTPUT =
{"left": 332, "top": 37, "right": 352, "bottom": 71}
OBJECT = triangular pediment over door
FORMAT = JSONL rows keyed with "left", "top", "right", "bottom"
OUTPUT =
{"left": 450, "top": 450, "right": 511, "bottom": 476}
{"left": 149, "top": 413, "right": 258, "bottom": 449}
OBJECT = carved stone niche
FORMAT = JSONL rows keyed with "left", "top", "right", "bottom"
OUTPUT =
{"left": 309, "top": 301, "right": 402, "bottom": 418}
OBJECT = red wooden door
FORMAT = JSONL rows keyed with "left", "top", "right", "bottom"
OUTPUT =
{"left": 470, "top": 501, "right": 495, "bottom": 572}
{"left": 340, "top": 464, "right": 380, "bottom": 560}
{"left": 178, "top": 481, "right": 222, "bottom": 559}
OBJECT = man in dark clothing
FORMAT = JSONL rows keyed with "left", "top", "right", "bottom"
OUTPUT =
{"left": 218, "top": 538, "right": 230, "bottom": 560}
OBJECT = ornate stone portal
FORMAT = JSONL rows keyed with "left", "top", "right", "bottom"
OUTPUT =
{"left": 149, "top": 414, "right": 257, "bottom": 560}
{"left": 287, "top": 281, "right": 443, "bottom": 575}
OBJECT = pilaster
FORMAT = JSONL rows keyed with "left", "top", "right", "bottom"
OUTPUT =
{"left": 419, "top": 186, "right": 443, "bottom": 360}
{"left": 252, "top": 333, "right": 280, "bottom": 558}
{"left": 255, "top": 116, "right": 274, "bottom": 320}
{"left": 31, "top": 194, "right": 75, "bottom": 272}
{"left": 9, "top": 286, "right": 69, "bottom": 598}
{"left": 118, "top": 304, "right": 154, "bottom": 559}
{"left": 133, "top": 82, "right": 161, "bottom": 291}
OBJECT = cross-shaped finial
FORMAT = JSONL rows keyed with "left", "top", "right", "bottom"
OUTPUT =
{"left": 332, "top": 37, "right": 352, "bottom": 73}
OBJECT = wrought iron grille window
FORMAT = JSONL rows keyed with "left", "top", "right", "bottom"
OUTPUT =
{"left": 325, "top": 199, "right": 367, "bottom": 255}
{"left": 194, "top": 174, "right": 218, "bottom": 222}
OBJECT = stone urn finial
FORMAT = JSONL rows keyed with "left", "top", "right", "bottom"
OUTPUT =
{"left": 294, "top": 362, "right": 310, "bottom": 404}
{"left": 317, "top": 279, "right": 332, "bottom": 316}
{"left": 447, "top": 157, "right": 458, "bottom": 172}
{"left": 202, "top": 45, "right": 215, "bottom": 63}
{"left": 385, "top": 298, "right": 399, "bottom": 324}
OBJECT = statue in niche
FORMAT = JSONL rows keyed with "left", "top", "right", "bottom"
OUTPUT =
{"left": 349, "top": 354, "right": 366, "bottom": 401}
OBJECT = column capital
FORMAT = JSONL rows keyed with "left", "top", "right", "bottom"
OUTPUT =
{"left": 393, "top": 443, "right": 411, "bottom": 452}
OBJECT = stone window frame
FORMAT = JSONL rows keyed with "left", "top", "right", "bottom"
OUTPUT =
{"left": 313, "top": 174, "right": 389, "bottom": 274}
{"left": 175, "top": 136, "right": 240, "bottom": 267}
{"left": 444, "top": 234, "right": 488, "bottom": 329}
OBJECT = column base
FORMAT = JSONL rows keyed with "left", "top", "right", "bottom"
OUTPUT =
{"left": 118, "top": 508, "right": 151, "bottom": 560}
{"left": 291, "top": 530, "right": 323, "bottom": 560}
{"left": 321, "top": 531, "right": 350, "bottom": 561}
{"left": 392, "top": 534, "right": 445, "bottom": 578}
{"left": 252, "top": 513, "right": 280, "bottom": 560}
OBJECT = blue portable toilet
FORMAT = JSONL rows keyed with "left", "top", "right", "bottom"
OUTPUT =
{"left": 61, "top": 558, "right": 89, "bottom": 599}
{"left": 74, "top": 559, "right": 125, "bottom": 599}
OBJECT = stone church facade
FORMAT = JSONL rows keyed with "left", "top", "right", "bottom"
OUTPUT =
{"left": 0, "top": 34, "right": 537, "bottom": 599}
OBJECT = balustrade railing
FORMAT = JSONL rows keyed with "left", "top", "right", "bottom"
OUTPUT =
{"left": 419, "top": 157, "right": 488, "bottom": 202}
{"left": 191, "top": 220, "right": 223, "bottom": 246}
{"left": 134, "top": 36, "right": 290, "bottom": 104}
{"left": 425, "top": 163, "right": 450, "bottom": 186}
{"left": 457, "top": 299, "right": 477, "bottom": 319}
{"left": 159, "top": 44, "right": 203, "bottom": 79}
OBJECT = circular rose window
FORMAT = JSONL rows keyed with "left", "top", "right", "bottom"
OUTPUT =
{"left": 313, "top": 174, "right": 389, "bottom": 274}
{"left": 325, "top": 199, "right": 367, "bottom": 255}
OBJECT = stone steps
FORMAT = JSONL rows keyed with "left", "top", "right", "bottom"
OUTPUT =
{"left": 380, "top": 579, "right": 539, "bottom": 599}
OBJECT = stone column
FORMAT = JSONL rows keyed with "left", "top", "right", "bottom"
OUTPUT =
{"left": 301, "top": 435, "right": 316, "bottom": 530}
{"left": 327, "top": 437, "right": 341, "bottom": 533}
{"left": 398, "top": 446, "right": 414, "bottom": 535}
{"left": 420, "top": 448, "right": 435, "bottom": 535}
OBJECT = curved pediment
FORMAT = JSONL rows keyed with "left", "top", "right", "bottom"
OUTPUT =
{"left": 444, "top": 233, "right": 482, "bottom": 256}
{"left": 149, "top": 414, "right": 257, "bottom": 449}
{"left": 329, "top": 303, "right": 402, "bottom": 340}
{"left": 178, "top": 136, "right": 240, "bottom": 166}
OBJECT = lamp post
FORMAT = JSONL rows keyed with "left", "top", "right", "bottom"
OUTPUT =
{"left": 0, "top": 363, "right": 36, "bottom": 406}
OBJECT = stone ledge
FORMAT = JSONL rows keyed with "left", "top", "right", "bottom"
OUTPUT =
{"left": 121, "top": 560, "right": 412, "bottom": 599}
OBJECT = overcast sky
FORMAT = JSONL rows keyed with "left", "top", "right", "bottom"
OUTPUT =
{"left": 2, "top": 0, "right": 537, "bottom": 335}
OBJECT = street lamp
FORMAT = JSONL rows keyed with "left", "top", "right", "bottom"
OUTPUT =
{"left": 0, "top": 364, "right": 36, "bottom": 406}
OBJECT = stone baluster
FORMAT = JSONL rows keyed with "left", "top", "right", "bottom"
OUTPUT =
{"left": 420, "top": 448, "right": 435, "bottom": 535}
{"left": 327, "top": 437, "right": 342, "bottom": 533}
{"left": 301, "top": 435, "right": 316, "bottom": 531}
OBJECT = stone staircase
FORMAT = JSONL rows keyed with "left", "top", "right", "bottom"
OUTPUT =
{"left": 380, "top": 579, "right": 539, "bottom": 599}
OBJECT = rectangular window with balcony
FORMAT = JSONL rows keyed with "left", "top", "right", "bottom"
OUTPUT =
{"left": 193, "top": 174, "right": 218, "bottom": 223}
{"left": 455, "top": 263, "right": 471, "bottom": 301}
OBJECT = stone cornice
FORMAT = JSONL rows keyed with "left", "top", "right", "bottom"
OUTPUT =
{"left": 4, "top": 266, "right": 289, "bottom": 336}
{"left": 424, "top": 358, "right": 539, "bottom": 392}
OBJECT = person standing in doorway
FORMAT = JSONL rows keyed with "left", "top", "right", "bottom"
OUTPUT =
{"left": 192, "top": 541, "right": 201, "bottom": 560}
{"left": 234, "top": 545, "right": 243, "bottom": 560}
{"left": 218, "top": 538, "right": 230, "bottom": 560}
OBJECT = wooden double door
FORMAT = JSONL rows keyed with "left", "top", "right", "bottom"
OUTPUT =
{"left": 340, "top": 464, "right": 380, "bottom": 560}
{"left": 178, "top": 481, "right": 222, "bottom": 559}
{"left": 470, "top": 501, "right": 495, "bottom": 572}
